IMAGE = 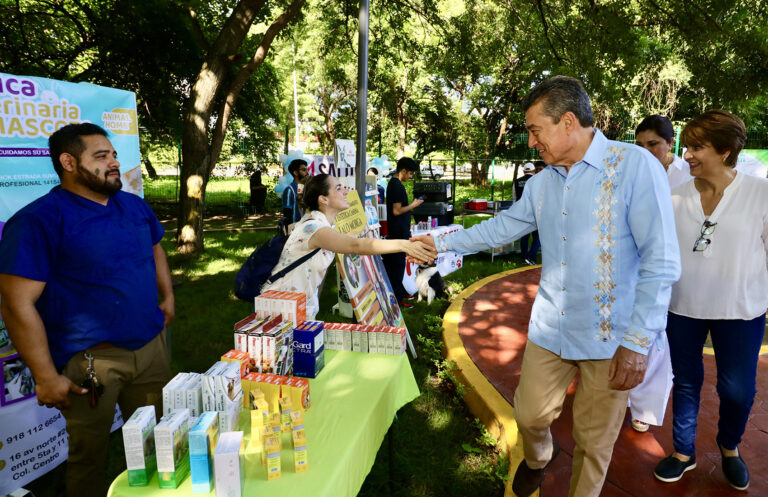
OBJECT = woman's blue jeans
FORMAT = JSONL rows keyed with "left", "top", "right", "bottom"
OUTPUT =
{"left": 666, "top": 312, "right": 766, "bottom": 456}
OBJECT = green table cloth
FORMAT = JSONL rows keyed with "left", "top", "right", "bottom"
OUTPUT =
{"left": 108, "top": 350, "right": 419, "bottom": 497}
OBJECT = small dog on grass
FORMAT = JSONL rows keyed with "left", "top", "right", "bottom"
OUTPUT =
{"left": 415, "top": 266, "right": 448, "bottom": 304}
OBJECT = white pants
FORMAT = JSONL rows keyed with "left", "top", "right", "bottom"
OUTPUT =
{"left": 628, "top": 332, "right": 674, "bottom": 425}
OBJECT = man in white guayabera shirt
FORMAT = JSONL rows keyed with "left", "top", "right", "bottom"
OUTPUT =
{"left": 413, "top": 76, "right": 681, "bottom": 497}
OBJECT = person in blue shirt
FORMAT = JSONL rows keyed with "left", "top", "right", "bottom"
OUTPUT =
{"left": 282, "top": 158, "right": 309, "bottom": 223}
{"left": 0, "top": 123, "right": 174, "bottom": 497}
{"left": 413, "top": 76, "right": 680, "bottom": 497}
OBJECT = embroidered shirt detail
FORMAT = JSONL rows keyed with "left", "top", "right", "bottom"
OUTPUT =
{"left": 623, "top": 330, "right": 652, "bottom": 349}
{"left": 592, "top": 147, "right": 623, "bottom": 342}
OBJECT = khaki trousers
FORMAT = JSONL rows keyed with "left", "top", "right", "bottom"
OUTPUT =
{"left": 513, "top": 341, "right": 629, "bottom": 497}
{"left": 60, "top": 330, "right": 171, "bottom": 497}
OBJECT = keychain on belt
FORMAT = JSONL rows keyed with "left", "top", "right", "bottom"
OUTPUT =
{"left": 80, "top": 352, "right": 104, "bottom": 408}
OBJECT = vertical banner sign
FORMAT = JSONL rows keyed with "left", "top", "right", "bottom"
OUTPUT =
{"left": 0, "top": 72, "right": 143, "bottom": 237}
{"left": 0, "top": 73, "right": 139, "bottom": 493}
{"left": 334, "top": 192, "right": 406, "bottom": 328}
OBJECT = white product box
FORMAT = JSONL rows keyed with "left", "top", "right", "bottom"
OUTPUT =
{"left": 122, "top": 406, "right": 157, "bottom": 486}
{"left": 214, "top": 431, "right": 245, "bottom": 497}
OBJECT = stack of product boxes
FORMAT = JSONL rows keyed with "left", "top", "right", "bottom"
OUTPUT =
{"left": 323, "top": 322, "right": 407, "bottom": 355}
{"left": 162, "top": 372, "right": 203, "bottom": 418}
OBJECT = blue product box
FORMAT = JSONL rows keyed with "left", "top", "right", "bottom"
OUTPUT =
{"left": 293, "top": 321, "right": 324, "bottom": 356}
{"left": 188, "top": 412, "right": 218, "bottom": 494}
{"left": 293, "top": 349, "right": 325, "bottom": 378}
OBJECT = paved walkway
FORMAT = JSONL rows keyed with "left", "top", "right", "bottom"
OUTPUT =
{"left": 443, "top": 266, "right": 768, "bottom": 497}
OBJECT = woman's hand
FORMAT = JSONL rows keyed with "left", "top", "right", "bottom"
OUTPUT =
{"left": 404, "top": 240, "right": 437, "bottom": 264}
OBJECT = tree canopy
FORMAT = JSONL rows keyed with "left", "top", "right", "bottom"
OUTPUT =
{"left": 2, "top": 0, "right": 767, "bottom": 251}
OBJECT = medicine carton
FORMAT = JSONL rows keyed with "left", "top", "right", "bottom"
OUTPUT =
{"left": 154, "top": 408, "right": 191, "bottom": 489}
{"left": 163, "top": 372, "right": 190, "bottom": 415}
{"left": 276, "top": 291, "right": 308, "bottom": 325}
{"left": 262, "top": 320, "right": 293, "bottom": 376}
{"left": 221, "top": 349, "right": 250, "bottom": 378}
{"left": 202, "top": 362, "right": 228, "bottom": 413}
{"left": 282, "top": 376, "right": 311, "bottom": 411}
{"left": 234, "top": 313, "right": 264, "bottom": 350}
{"left": 292, "top": 429, "right": 308, "bottom": 473}
{"left": 219, "top": 391, "right": 242, "bottom": 433}
{"left": 290, "top": 410, "right": 305, "bottom": 431}
{"left": 293, "top": 348, "right": 324, "bottom": 379}
{"left": 214, "top": 431, "right": 245, "bottom": 497}
{"left": 264, "top": 434, "right": 282, "bottom": 480}
{"left": 184, "top": 374, "right": 203, "bottom": 418}
{"left": 392, "top": 327, "right": 407, "bottom": 355}
{"left": 384, "top": 327, "right": 395, "bottom": 355}
{"left": 293, "top": 321, "right": 324, "bottom": 356}
{"left": 376, "top": 326, "right": 388, "bottom": 354}
{"left": 278, "top": 397, "right": 293, "bottom": 432}
{"left": 188, "top": 412, "right": 219, "bottom": 494}
{"left": 214, "top": 362, "right": 242, "bottom": 411}
{"left": 122, "top": 406, "right": 157, "bottom": 486}
{"left": 258, "top": 373, "right": 285, "bottom": 414}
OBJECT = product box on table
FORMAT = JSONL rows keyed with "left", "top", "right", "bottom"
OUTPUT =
{"left": 262, "top": 320, "right": 294, "bottom": 376}
{"left": 292, "top": 429, "right": 308, "bottom": 473}
{"left": 214, "top": 361, "right": 242, "bottom": 411}
{"left": 293, "top": 348, "right": 325, "bottom": 379}
{"left": 257, "top": 373, "right": 284, "bottom": 414}
{"left": 183, "top": 374, "right": 203, "bottom": 417}
{"left": 282, "top": 376, "right": 311, "bottom": 410}
{"left": 163, "top": 372, "right": 190, "bottom": 415}
{"left": 234, "top": 313, "right": 265, "bottom": 352}
{"left": 202, "top": 362, "right": 229, "bottom": 413}
{"left": 154, "top": 408, "right": 190, "bottom": 489}
{"left": 293, "top": 321, "right": 324, "bottom": 355}
{"left": 221, "top": 349, "right": 250, "bottom": 378}
{"left": 214, "top": 431, "right": 245, "bottom": 497}
{"left": 188, "top": 411, "right": 219, "bottom": 494}
{"left": 122, "top": 406, "right": 157, "bottom": 487}
{"left": 219, "top": 391, "right": 242, "bottom": 433}
{"left": 264, "top": 433, "right": 282, "bottom": 480}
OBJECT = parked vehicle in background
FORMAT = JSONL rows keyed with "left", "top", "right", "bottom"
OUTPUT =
{"left": 420, "top": 163, "right": 444, "bottom": 180}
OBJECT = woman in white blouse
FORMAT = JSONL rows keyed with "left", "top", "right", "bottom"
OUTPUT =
{"left": 261, "top": 173, "right": 436, "bottom": 320}
{"left": 654, "top": 110, "right": 768, "bottom": 490}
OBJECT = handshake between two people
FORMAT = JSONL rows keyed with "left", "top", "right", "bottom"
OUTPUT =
{"left": 405, "top": 235, "right": 438, "bottom": 265}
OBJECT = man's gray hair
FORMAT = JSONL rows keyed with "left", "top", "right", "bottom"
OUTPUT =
{"left": 522, "top": 76, "right": 594, "bottom": 127}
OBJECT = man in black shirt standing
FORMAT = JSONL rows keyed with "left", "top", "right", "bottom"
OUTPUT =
{"left": 514, "top": 162, "right": 542, "bottom": 265}
{"left": 384, "top": 157, "right": 423, "bottom": 307}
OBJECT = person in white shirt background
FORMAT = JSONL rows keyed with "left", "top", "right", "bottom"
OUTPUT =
{"left": 627, "top": 114, "right": 688, "bottom": 433}
{"left": 653, "top": 110, "right": 768, "bottom": 491}
{"left": 635, "top": 114, "right": 693, "bottom": 190}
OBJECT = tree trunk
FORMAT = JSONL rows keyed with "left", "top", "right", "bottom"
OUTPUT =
{"left": 175, "top": 0, "right": 305, "bottom": 254}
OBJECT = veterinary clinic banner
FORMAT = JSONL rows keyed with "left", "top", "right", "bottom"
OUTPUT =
{"left": 0, "top": 72, "right": 143, "bottom": 238}
{"left": 0, "top": 73, "right": 137, "bottom": 492}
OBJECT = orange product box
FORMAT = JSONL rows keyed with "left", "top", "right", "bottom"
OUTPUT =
{"left": 221, "top": 350, "right": 250, "bottom": 378}
{"left": 282, "top": 376, "right": 310, "bottom": 411}
{"left": 258, "top": 373, "right": 285, "bottom": 414}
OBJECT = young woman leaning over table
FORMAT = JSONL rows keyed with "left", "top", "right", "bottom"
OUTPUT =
{"left": 260, "top": 173, "right": 436, "bottom": 320}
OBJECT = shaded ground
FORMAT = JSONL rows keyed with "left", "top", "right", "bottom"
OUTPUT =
{"left": 458, "top": 267, "right": 768, "bottom": 496}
